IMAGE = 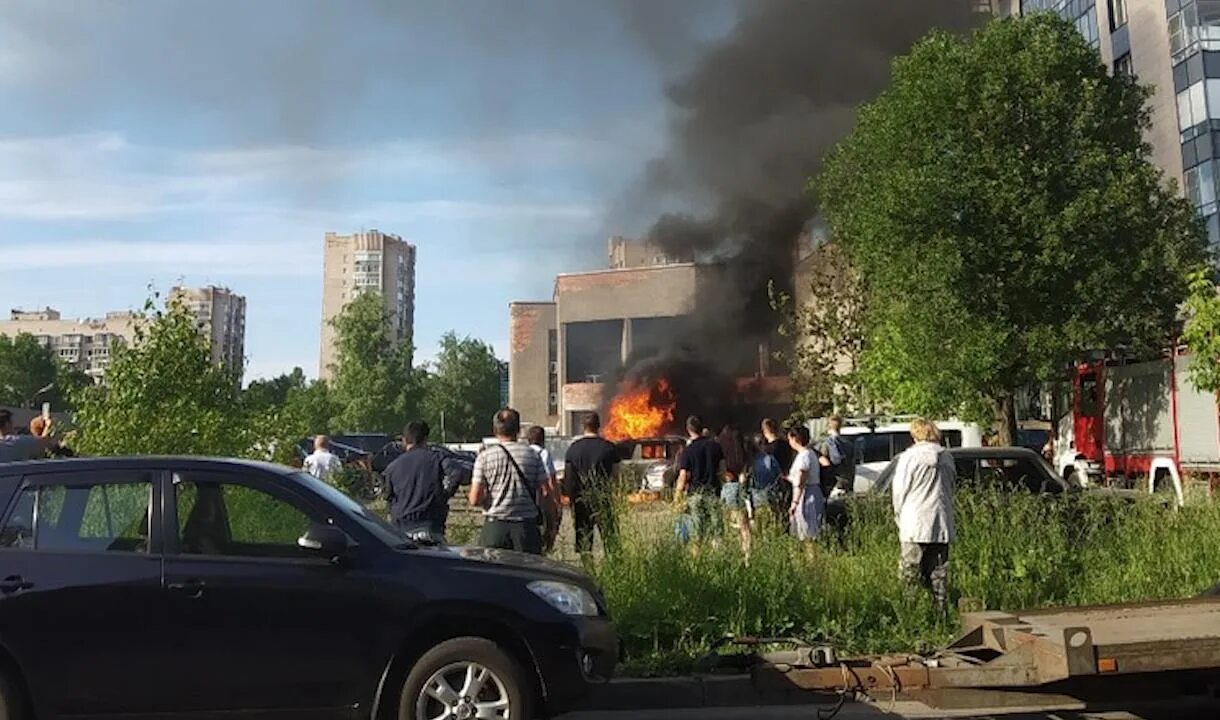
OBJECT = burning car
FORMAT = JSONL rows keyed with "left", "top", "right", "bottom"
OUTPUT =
{"left": 613, "top": 436, "right": 688, "bottom": 491}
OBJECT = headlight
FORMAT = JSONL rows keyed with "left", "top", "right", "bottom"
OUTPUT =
{"left": 527, "top": 581, "right": 600, "bottom": 616}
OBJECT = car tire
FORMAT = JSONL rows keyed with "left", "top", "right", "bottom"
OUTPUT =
{"left": 399, "top": 637, "right": 530, "bottom": 720}
{"left": 0, "top": 667, "right": 26, "bottom": 720}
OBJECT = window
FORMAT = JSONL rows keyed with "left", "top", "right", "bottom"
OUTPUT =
{"left": 0, "top": 477, "right": 153, "bottom": 553}
{"left": 174, "top": 474, "right": 320, "bottom": 559}
{"left": 1108, "top": 0, "right": 1127, "bottom": 28}
{"left": 859, "top": 434, "right": 893, "bottom": 464}
{"left": 1170, "top": 1, "right": 1220, "bottom": 61}
{"left": 1079, "top": 373, "right": 1101, "bottom": 416}
{"left": 954, "top": 458, "right": 979, "bottom": 486}
{"left": 978, "top": 458, "right": 1055, "bottom": 493}
{"left": 1177, "top": 81, "right": 1208, "bottom": 133}
{"left": 1113, "top": 53, "right": 1133, "bottom": 76}
{"left": 1185, "top": 159, "right": 1219, "bottom": 213}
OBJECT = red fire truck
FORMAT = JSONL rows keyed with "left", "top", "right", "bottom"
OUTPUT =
{"left": 1054, "top": 349, "right": 1220, "bottom": 502}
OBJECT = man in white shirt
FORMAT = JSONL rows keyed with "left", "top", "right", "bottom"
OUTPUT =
{"left": 303, "top": 435, "right": 344, "bottom": 481}
{"left": 890, "top": 418, "right": 956, "bottom": 611}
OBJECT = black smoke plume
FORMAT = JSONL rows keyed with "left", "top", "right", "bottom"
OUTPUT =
{"left": 608, "top": 0, "right": 980, "bottom": 426}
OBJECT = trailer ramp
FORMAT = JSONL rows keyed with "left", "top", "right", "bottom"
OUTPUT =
{"left": 731, "top": 598, "right": 1220, "bottom": 710}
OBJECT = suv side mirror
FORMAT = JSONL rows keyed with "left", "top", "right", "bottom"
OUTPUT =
{"left": 298, "top": 523, "right": 349, "bottom": 559}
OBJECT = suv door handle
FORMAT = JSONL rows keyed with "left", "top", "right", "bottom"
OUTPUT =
{"left": 0, "top": 576, "right": 32, "bottom": 594}
{"left": 168, "top": 579, "right": 205, "bottom": 599}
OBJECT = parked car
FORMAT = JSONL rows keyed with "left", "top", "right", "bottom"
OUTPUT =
{"left": 868, "top": 446, "right": 1075, "bottom": 496}
{"left": 827, "top": 419, "right": 984, "bottom": 494}
{"left": 613, "top": 436, "right": 686, "bottom": 491}
{"left": 293, "top": 436, "right": 371, "bottom": 465}
{"left": 0, "top": 457, "right": 616, "bottom": 718}
{"left": 826, "top": 446, "right": 1144, "bottom": 531}
{"left": 368, "top": 439, "right": 476, "bottom": 473}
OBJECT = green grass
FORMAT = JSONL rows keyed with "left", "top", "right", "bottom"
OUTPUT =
{"left": 586, "top": 490, "right": 1220, "bottom": 676}
{"left": 362, "top": 482, "right": 1220, "bottom": 677}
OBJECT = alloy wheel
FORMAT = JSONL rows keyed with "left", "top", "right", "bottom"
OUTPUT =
{"left": 415, "top": 661, "right": 511, "bottom": 720}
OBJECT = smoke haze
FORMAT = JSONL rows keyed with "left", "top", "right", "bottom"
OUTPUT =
{"left": 607, "top": 0, "right": 980, "bottom": 422}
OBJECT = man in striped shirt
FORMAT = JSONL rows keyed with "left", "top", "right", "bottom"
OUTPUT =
{"left": 468, "top": 407, "right": 555, "bottom": 554}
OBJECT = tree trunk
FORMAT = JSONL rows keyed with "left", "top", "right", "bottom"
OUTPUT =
{"left": 992, "top": 391, "right": 1017, "bottom": 447}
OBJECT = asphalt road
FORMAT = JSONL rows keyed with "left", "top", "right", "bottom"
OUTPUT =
{"left": 560, "top": 697, "right": 1220, "bottom": 720}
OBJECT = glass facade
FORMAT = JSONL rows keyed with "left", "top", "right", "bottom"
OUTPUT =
{"left": 1168, "top": 0, "right": 1220, "bottom": 63}
{"left": 1022, "top": 0, "right": 1100, "bottom": 45}
{"left": 1170, "top": 2, "right": 1220, "bottom": 246}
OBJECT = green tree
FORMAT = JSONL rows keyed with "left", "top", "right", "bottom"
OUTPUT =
{"left": 419, "top": 332, "right": 501, "bottom": 442}
{"left": 243, "top": 367, "right": 307, "bottom": 413}
{"left": 819, "top": 13, "right": 1208, "bottom": 444}
{"left": 772, "top": 242, "right": 868, "bottom": 420}
{"left": 0, "top": 333, "right": 90, "bottom": 410}
{"left": 71, "top": 297, "right": 248, "bottom": 456}
{"left": 327, "top": 291, "right": 418, "bottom": 433}
{"left": 251, "top": 380, "right": 338, "bottom": 465}
{"left": 1183, "top": 266, "right": 1220, "bottom": 393}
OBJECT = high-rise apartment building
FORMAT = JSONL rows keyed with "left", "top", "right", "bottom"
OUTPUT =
{"left": 0, "top": 308, "right": 138, "bottom": 382}
{"left": 1, "top": 286, "right": 246, "bottom": 382}
{"left": 169, "top": 285, "right": 247, "bottom": 378}
{"left": 319, "top": 230, "right": 417, "bottom": 380}
{"left": 1002, "top": 0, "right": 1220, "bottom": 247}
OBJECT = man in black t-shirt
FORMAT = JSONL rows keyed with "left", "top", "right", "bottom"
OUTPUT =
{"left": 676, "top": 415, "right": 725, "bottom": 542}
{"left": 564, "top": 412, "right": 621, "bottom": 555}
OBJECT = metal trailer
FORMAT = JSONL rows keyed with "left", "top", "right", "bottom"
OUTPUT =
{"left": 714, "top": 597, "right": 1220, "bottom": 711}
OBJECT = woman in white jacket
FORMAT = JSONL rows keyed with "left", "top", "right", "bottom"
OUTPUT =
{"left": 890, "top": 418, "right": 956, "bottom": 610}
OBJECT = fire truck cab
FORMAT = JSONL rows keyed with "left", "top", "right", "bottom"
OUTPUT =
{"left": 1057, "top": 351, "right": 1220, "bottom": 505}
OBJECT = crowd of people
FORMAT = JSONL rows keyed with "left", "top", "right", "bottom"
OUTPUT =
{"left": 309, "top": 407, "right": 956, "bottom": 609}
{"left": 2, "top": 400, "right": 954, "bottom": 607}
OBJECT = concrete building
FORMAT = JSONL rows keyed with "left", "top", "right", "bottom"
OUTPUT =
{"left": 0, "top": 308, "right": 138, "bottom": 382}
{"left": 608, "top": 235, "right": 692, "bottom": 269}
{"left": 509, "top": 238, "right": 789, "bottom": 434}
{"left": 169, "top": 286, "right": 247, "bottom": 378}
{"left": 319, "top": 230, "right": 417, "bottom": 380}
{"left": 1002, "top": 0, "right": 1220, "bottom": 246}
{"left": 1, "top": 286, "right": 246, "bottom": 382}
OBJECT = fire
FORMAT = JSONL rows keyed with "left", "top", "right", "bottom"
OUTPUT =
{"left": 603, "top": 378, "right": 678, "bottom": 441}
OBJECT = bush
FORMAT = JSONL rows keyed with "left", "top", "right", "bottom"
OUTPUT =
{"left": 591, "top": 490, "right": 1220, "bottom": 676}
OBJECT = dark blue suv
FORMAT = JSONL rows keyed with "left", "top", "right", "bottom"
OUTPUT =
{"left": 0, "top": 457, "right": 616, "bottom": 719}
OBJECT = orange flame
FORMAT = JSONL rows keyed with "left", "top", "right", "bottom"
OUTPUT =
{"left": 603, "top": 378, "right": 677, "bottom": 441}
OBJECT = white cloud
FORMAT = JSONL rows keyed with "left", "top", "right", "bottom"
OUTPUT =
{"left": 0, "top": 131, "right": 615, "bottom": 225}
{"left": 2, "top": 239, "right": 318, "bottom": 276}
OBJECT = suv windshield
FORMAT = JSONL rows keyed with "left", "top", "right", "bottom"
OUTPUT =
{"left": 291, "top": 472, "right": 410, "bottom": 548}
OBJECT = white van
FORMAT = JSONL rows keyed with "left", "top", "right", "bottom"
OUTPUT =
{"left": 810, "top": 418, "right": 983, "bottom": 494}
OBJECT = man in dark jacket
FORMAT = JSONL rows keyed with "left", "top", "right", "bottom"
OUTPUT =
{"left": 383, "top": 420, "right": 447, "bottom": 541}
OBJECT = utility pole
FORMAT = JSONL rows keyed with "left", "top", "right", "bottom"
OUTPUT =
{"left": 440, "top": 410, "right": 446, "bottom": 444}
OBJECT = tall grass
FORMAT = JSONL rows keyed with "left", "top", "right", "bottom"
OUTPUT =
{"left": 590, "top": 491, "right": 1220, "bottom": 676}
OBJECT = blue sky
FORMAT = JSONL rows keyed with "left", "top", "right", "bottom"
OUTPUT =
{"left": 0, "top": 1, "right": 734, "bottom": 381}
